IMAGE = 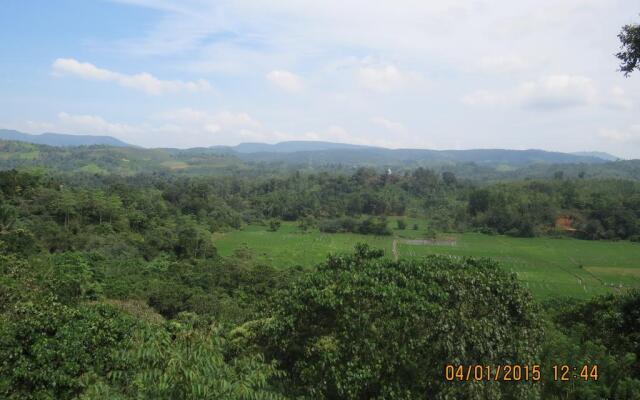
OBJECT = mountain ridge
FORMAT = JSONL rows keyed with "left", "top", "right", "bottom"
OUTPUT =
{"left": 0, "top": 128, "right": 620, "bottom": 164}
{"left": 0, "top": 129, "right": 133, "bottom": 148}
{"left": 1, "top": 137, "right": 639, "bottom": 180}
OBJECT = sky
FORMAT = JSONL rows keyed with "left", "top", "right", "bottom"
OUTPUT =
{"left": 1, "top": 1, "right": 640, "bottom": 157}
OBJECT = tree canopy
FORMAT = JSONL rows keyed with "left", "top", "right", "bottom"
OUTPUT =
{"left": 254, "top": 245, "right": 543, "bottom": 399}
{"left": 618, "top": 20, "right": 640, "bottom": 76}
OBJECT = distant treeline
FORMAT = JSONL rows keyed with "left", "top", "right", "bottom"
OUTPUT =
{"left": 1, "top": 167, "right": 640, "bottom": 265}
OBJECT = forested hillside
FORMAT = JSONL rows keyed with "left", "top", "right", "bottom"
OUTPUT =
{"left": 2, "top": 139, "right": 640, "bottom": 181}
{"left": 0, "top": 129, "right": 133, "bottom": 147}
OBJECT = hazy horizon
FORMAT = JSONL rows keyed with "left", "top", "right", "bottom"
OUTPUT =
{"left": 0, "top": 127, "right": 625, "bottom": 159}
{"left": 1, "top": 1, "right": 639, "bottom": 156}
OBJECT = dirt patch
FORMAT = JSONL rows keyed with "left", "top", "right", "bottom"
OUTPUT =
{"left": 555, "top": 216, "right": 577, "bottom": 232}
{"left": 161, "top": 161, "right": 190, "bottom": 170}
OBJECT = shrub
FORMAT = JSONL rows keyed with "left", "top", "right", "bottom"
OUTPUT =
{"left": 268, "top": 220, "right": 281, "bottom": 232}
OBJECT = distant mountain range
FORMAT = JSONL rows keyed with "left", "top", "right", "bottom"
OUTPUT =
{"left": 211, "top": 141, "right": 375, "bottom": 154}
{"left": 222, "top": 146, "right": 613, "bottom": 166}
{"left": 0, "top": 128, "right": 622, "bottom": 168}
{"left": 0, "top": 129, "right": 132, "bottom": 147}
{"left": 1, "top": 130, "right": 639, "bottom": 180}
{"left": 211, "top": 141, "right": 619, "bottom": 165}
{"left": 206, "top": 141, "right": 617, "bottom": 167}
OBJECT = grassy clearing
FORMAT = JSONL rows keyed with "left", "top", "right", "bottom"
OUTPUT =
{"left": 213, "top": 221, "right": 640, "bottom": 299}
{"left": 214, "top": 222, "right": 392, "bottom": 267}
{"left": 397, "top": 233, "right": 640, "bottom": 299}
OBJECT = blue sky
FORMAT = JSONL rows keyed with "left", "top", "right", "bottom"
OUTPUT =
{"left": 1, "top": 1, "right": 640, "bottom": 157}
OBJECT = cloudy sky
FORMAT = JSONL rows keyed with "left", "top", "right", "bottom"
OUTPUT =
{"left": 1, "top": 1, "right": 639, "bottom": 157}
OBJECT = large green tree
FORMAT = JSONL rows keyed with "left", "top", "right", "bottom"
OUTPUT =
{"left": 618, "top": 20, "right": 640, "bottom": 76}
{"left": 254, "top": 245, "right": 544, "bottom": 399}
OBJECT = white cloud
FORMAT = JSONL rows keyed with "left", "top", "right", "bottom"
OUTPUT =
{"left": 156, "top": 108, "right": 264, "bottom": 143}
{"left": 11, "top": 113, "right": 143, "bottom": 142}
{"left": 462, "top": 75, "right": 601, "bottom": 110}
{"left": 477, "top": 55, "right": 529, "bottom": 73}
{"left": 211, "top": 111, "right": 261, "bottom": 129}
{"left": 356, "top": 65, "right": 424, "bottom": 93}
{"left": 52, "top": 59, "right": 118, "bottom": 81}
{"left": 266, "top": 70, "right": 304, "bottom": 93}
{"left": 299, "top": 125, "right": 396, "bottom": 148}
{"left": 461, "top": 90, "right": 506, "bottom": 107}
{"left": 598, "top": 125, "right": 640, "bottom": 142}
{"left": 371, "top": 117, "right": 407, "bottom": 134}
{"left": 605, "top": 86, "right": 633, "bottom": 110}
{"left": 519, "top": 75, "right": 598, "bottom": 110}
{"left": 13, "top": 110, "right": 267, "bottom": 148}
{"left": 159, "top": 108, "right": 261, "bottom": 129}
{"left": 56, "top": 112, "right": 142, "bottom": 137}
{"left": 52, "top": 58, "right": 211, "bottom": 95}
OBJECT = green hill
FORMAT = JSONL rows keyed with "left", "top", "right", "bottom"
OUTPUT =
{"left": 0, "top": 129, "right": 133, "bottom": 147}
{"left": 0, "top": 140, "right": 244, "bottom": 175}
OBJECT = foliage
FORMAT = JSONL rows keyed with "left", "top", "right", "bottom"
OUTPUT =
{"left": 0, "top": 299, "right": 137, "bottom": 400}
{"left": 297, "top": 215, "right": 315, "bottom": 232}
{"left": 84, "top": 316, "right": 285, "bottom": 400}
{"left": 256, "top": 245, "right": 544, "bottom": 399}
{"left": 618, "top": 20, "right": 640, "bottom": 76}
{"left": 318, "top": 216, "right": 391, "bottom": 235}
{"left": 541, "top": 292, "right": 640, "bottom": 399}
{"left": 268, "top": 219, "right": 281, "bottom": 232}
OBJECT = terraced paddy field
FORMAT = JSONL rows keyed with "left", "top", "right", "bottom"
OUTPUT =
{"left": 213, "top": 221, "right": 640, "bottom": 300}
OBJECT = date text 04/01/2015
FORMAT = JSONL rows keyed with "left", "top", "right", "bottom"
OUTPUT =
{"left": 444, "top": 364, "right": 599, "bottom": 382}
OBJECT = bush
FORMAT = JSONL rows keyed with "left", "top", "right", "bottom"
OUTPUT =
{"left": 396, "top": 219, "right": 407, "bottom": 230}
{"left": 358, "top": 216, "right": 391, "bottom": 235}
{"left": 318, "top": 217, "right": 391, "bottom": 236}
{"left": 268, "top": 220, "right": 281, "bottom": 232}
{"left": 0, "top": 228, "right": 40, "bottom": 256}
{"left": 318, "top": 219, "right": 343, "bottom": 233}
{"left": 297, "top": 216, "right": 315, "bottom": 232}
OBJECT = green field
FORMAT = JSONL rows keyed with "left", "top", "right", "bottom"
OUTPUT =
{"left": 214, "top": 221, "right": 640, "bottom": 299}
{"left": 214, "top": 223, "right": 394, "bottom": 267}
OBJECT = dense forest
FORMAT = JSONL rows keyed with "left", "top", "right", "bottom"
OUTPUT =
{"left": 1, "top": 164, "right": 639, "bottom": 399}
{"left": 2, "top": 166, "right": 639, "bottom": 258}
